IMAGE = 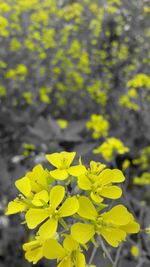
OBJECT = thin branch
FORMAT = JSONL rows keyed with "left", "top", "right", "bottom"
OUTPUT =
{"left": 99, "top": 236, "right": 114, "bottom": 265}
{"left": 112, "top": 243, "right": 123, "bottom": 267}
{"left": 88, "top": 246, "right": 98, "bottom": 265}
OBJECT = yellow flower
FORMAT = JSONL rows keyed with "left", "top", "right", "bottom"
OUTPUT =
{"left": 71, "top": 197, "right": 140, "bottom": 247}
{"left": 46, "top": 151, "right": 86, "bottom": 180}
{"left": 57, "top": 119, "right": 68, "bottom": 129}
{"left": 86, "top": 114, "right": 109, "bottom": 139}
{"left": 43, "top": 235, "right": 86, "bottom": 267}
{"left": 5, "top": 198, "right": 27, "bottom": 215}
{"left": 26, "top": 164, "right": 52, "bottom": 192}
{"left": 23, "top": 235, "right": 46, "bottom": 264}
{"left": 93, "top": 137, "right": 129, "bottom": 161}
{"left": 5, "top": 164, "right": 53, "bottom": 215}
{"left": 131, "top": 245, "right": 139, "bottom": 258}
{"left": 25, "top": 185, "right": 79, "bottom": 238}
{"left": 77, "top": 168, "right": 125, "bottom": 203}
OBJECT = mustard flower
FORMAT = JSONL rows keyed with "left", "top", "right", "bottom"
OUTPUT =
{"left": 25, "top": 185, "right": 79, "bottom": 238}
{"left": 86, "top": 114, "right": 109, "bottom": 139}
{"left": 77, "top": 167, "right": 125, "bottom": 202}
{"left": 43, "top": 235, "right": 86, "bottom": 267}
{"left": 46, "top": 151, "right": 86, "bottom": 180}
{"left": 93, "top": 137, "right": 129, "bottom": 161}
{"left": 5, "top": 164, "right": 52, "bottom": 215}
{"left": 23, "top": 235, "right": 46, "bottom": 264}
{"left": 71, "top": 197, "right": 140, "bottom": 247}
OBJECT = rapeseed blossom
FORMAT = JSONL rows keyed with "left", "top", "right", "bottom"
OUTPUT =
{"left": 5, "top": 164, "right": 52, "bottom": 215}
{"left": 5, "top": 151, "right": 140, "bottom": 266}
{"left": 93, "top": 137, "right": 129, "bottom": 161}
{"left": 25, "top": 185, "right": 79, "bottom": 238}
{"left": 77, "top": 165, "right": 125, "bottom": 202}
{"left": 43, "top": 235, "right": 86, "bottom": 267}
{"left": 71, "top": 197, "right": 140, "bottom": 247}
{"left": 46, "top": 151, "right": 86, "bottom": 180}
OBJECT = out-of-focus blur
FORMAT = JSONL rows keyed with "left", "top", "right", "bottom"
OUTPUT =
{"left": 0, "top": 0, "right": 150, "bottom": 266}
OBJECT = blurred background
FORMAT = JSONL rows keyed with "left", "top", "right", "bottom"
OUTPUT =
{"left": 0, "top": 0, "right": 150, "bottom": 266}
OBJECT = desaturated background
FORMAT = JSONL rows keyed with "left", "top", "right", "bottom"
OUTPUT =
{"left": 0, "top": 0, "right": 150, "bottom": 266}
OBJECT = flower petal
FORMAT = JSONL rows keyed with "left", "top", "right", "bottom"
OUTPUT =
{"left": 77, "top": 175, "right": 92, "bottom": 190}
{"left": 46, "top": 153, "right": 62, "bottom": 168}
{"left": 27, "top": 164, "right": 49, "bottom": 192}
{"left": 100, "top": 228, "right": 126, "bottom": 247}
{"left": 46, "top": 152, "right": 76, "bottom": 169}
{"left": 23, "top": 240, "right": 39, "bottom": 251}
{"left": 61, "top": 151, "right": 76, "bottom": 167}
{"left": 5, "top": 200, "right": 26, "bottom": 215}
{"left": 120, "top": 220, "right": 140, "bottom": 233}
{"left": 24, "top": 246, "right": 43, "bottom": 264}
{"left": 50, "top": 169, "right": 68, "bottom": 180}
{"left": 38, "top": 218, "right": 58, "bottom": 238}
{"left": 43, "top": 239, "right": 65, "bottom": 260}
{"left": 76, "top": 252, "right": 86, "bottom": 267}
{"left": 50, "top": 185, "right": 65, "bottom": 209}
{"left": 57, "top": 257, "right": 72, "bottom": 267}
{"left": 90, "top": 192, "right": 103, "bottom": 203}
{"left": 63, "top": 235, "right": 78, "bottom": 251}
{"left": 102, "top": 205, "right": 131, "bottom": 225}
{"left": 78, "top": 196, "right": 97, "bottom": 220}
{"left": 100, "top": 186, "right": 122, "bottom": 199}
{"left": 71, "top": 223, "right": 95, "bottom": 244}
{"left": 25, "top": 209, "right": 48, "bottom": 229}
{"left": 68, "top": 165, "right": 86, "bottom": 177}
{"left": 15, "top": 176, "right": 31, "bottom": 197}
{"left": 32, "top": 190, "right": 49, "bottom": 206}
{"left": 59, "top": 197, "right": 79, "bottom": 217}
{"left": 99, "top": 169, "right": 125, "bottom": 185}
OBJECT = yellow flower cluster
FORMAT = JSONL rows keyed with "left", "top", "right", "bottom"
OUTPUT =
{"left": 133, "top": 146, "right": 150, "bottom": 170}
{"left": 133, "top": 172, "right": 150, "bottom": 186}
{"left": 93, "top": 137, "right": 129, "bottom": 161}
{"left": 119, "top": 74, "right": 150, "bottom": 111}
{"left": 86, "top": 114, "right": 109, "bottom": 139}
{"left": 5, "top": 151, "right": 140, "bottom": 266}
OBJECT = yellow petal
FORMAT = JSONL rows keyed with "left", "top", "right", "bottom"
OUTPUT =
{"left": 100, "top": 186, "right": 122, "bottom": 199}
{"left": 25, "top": 246, "right": 43, "bottom": 264}
{"left": 63, "top": 235, "right": 78, "bottom": 251}
{"left": 46, "top": 153, "right": 62, "bottom": 168}
{"left": 15, "top": 176, "right": 31, "bottom": 197}
{"left": 23, "top": 240, "right": 39, "bottom": 251}
{"left": 50, "top": 185, "right": 65, "bottom": 209}
{"left": 5, "top": 200, "right": 26, "bottom": 215}
{"left": 38, "top": 218, "right": 58, "bottom": 238}
{"left": 43, "top": 239, "right": 65, "bottom": 259}
{"left": 50, "top": 169, "right": 68, "bottom": 180}
{"left": 100, "top": 228, "right": 126, "bottom": 247}
{"left": 57, "top": 257, "right": 72, "bottom": 267}
{"left": 68, "top": 165, "right": 86, "bottom": 176}
{"left": 90, "top": 161, "right": 106, "bottom": 174}
{"left": 77, "top": 175, "right": 92, "bottom": 190}
{"left": 60, "top": 151, "right": 76, "bottom": 167}
{"left": 32, "top": 190, "right": 49, "bottom": 206}
{"left": 76, "top": 252, "right": 86, "bottom": 267}
{"left": 27, "top": 164, "right": 49, "bottom": 192}
{"left": 121, "top": 220, "right": 140, "bottom": 233}
{"left": 25, "top": 209, "right": 48, "bottom": 229}
{"left": 59, "top": 197, "right": 79, "bottom": 217}
{"left": 46, "top": 152, "right": 76, "bottom": 168}
{"left": 99, "top": 169, "right": 125, "bottom": 185}
{"left": 78, "top": 196, "right": 97, "bottom": 220}
{"left": 71, "top": 223, "right": 95, "bottom": 244}
{"left": 90, "top": 192, "right": 103, "bottom": 203}
{"left": 102, "top": 205, "right": 131, "bottom": 225}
